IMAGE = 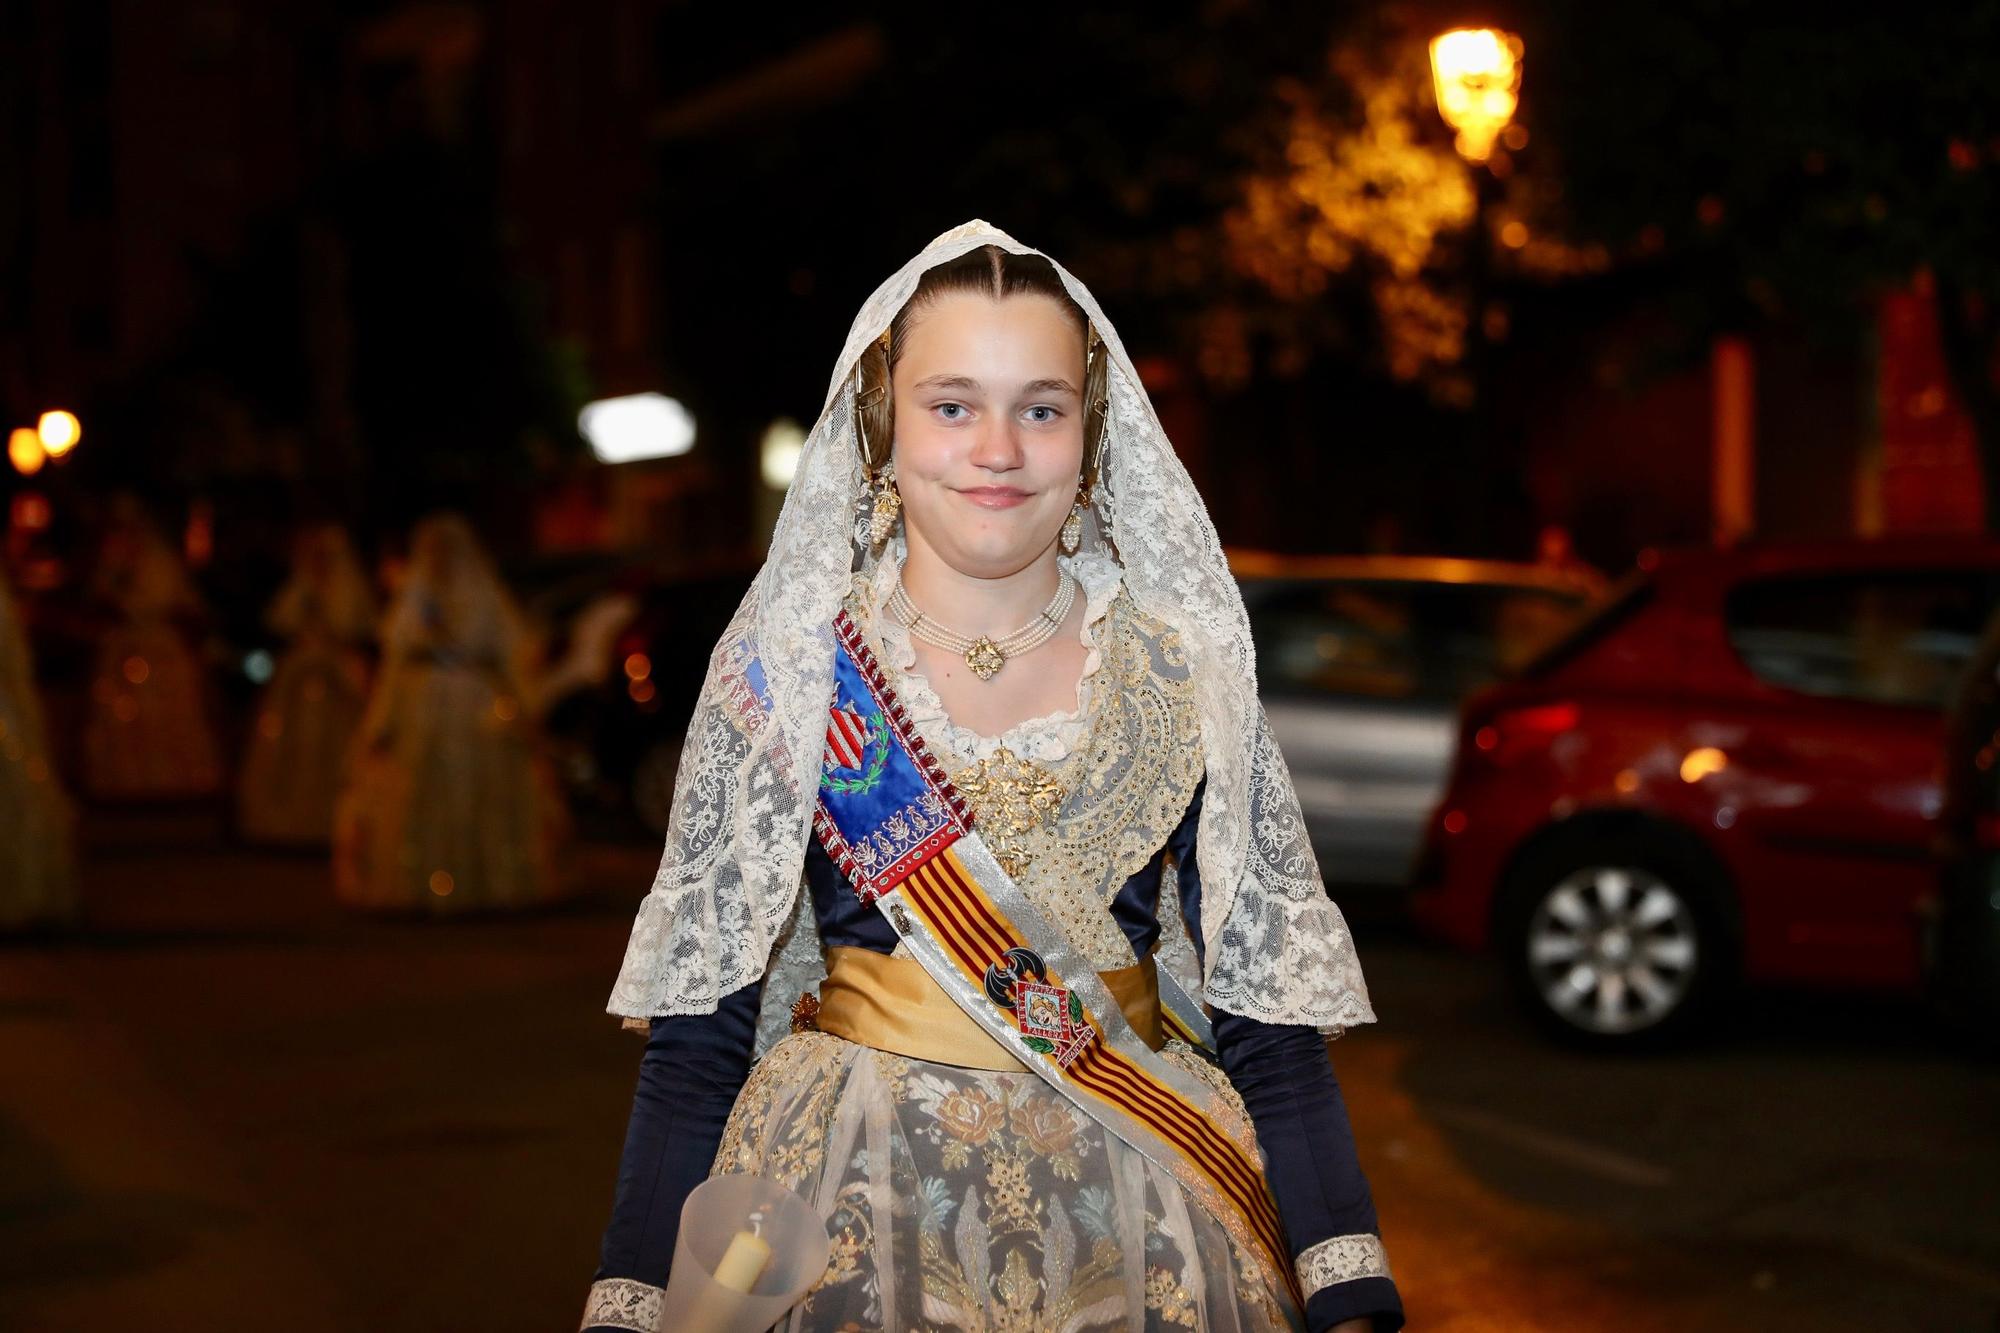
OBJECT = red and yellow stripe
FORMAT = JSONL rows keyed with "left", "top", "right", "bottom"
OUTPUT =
{"left": 898, "top": 848, "right": 1299, "bottom": 1304}
{"left": 1161, "top": 1005, "right": 1203, "bottom": 1046}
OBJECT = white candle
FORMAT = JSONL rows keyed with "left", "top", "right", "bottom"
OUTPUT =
{"left": 711, "top": 1228, "right": 773, "bottom": 1294}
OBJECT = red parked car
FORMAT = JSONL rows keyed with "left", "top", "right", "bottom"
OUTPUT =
{"left": 1411, "top": 540, "right": 2000, "bottom": 1044}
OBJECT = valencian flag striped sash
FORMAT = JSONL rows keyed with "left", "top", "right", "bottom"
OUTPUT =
{"left": 810, "top": 609, "right": 1300, "bottom": 1309}
{"left": 823, "top": 702, "right": 871, "bottom": 771}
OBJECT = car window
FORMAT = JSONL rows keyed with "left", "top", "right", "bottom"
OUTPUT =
{"left": 1516, "top": 571, "right": 1654, "bottom": 680}
{"left": 1726, "top": 570, "right": 1996, "bottom": 710}
{"left": 1246, "top": 579, "right": 1590, "bottom": 703}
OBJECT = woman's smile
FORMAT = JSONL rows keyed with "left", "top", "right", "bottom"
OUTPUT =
{"left": 954, "top": 484, "right": 1035, "bottom": 510}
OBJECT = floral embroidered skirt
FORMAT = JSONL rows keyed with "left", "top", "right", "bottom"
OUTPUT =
{"left": 712, "top": 1031, "right": 1302, "bottom": 1332}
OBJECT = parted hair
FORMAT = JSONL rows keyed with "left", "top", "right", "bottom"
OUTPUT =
{"left": 855, "top": 245, "right": 1109, "bottom": 485}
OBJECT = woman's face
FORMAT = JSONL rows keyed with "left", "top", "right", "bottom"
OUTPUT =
{"left": 891, "top": 290, "right": 1087, "bottom": 581}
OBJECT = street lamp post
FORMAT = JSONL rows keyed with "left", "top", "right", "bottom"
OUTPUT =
{"left": 1431, "top": 28, "right": 1523, "bottom": 551}
{"left": 1428, "top": 26, "right": 1524, "bottom": 354}
{"left": 1429, "top": 29, "right": 1522, "bottom": 165}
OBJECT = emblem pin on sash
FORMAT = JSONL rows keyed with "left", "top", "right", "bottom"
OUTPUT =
{"left": 984, "top": 947, "right": 1094, "bottom": 1067}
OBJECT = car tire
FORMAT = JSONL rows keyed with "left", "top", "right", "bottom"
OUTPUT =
{"left": 1498, "top": 830, "right": 1734, "bottom": 1048}
{"left": 631, "top": 734, "right": 684, "bottom": 837}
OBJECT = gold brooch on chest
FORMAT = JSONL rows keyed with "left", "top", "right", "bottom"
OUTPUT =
{"left": 953, "top": 745, "right": 1067, "bottom": 877}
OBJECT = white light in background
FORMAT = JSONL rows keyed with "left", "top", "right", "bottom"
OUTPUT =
{"left": 579, "top": 393, "right": 696, "bottom": 464}
{"left": 37, "top": 410, "right": 81, "bottom": 458}
{"left": 760, "top": 417, "right": 806, "bottom": 489}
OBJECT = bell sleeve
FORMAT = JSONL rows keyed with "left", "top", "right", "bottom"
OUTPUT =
{"left": 1168, "top": 786, "right": 1405, "bottom": 1333}
{"left": 581, "top": 979, "right": 763, "bottom": 1332}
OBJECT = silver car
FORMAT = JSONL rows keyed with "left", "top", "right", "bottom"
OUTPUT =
{"left": 1234, "top": 553, "right": 1602, "bottom": 887}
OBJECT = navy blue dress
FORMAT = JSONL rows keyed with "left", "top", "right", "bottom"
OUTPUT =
{"left": 590, "top": 784, "right": 1403, "bottom": 1331}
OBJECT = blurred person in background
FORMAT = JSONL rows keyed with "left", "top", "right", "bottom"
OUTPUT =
{"left": 584, "top": 225, "right": 1398, "bottom": 1333}
{"left": 0, "top": 563, "right": 75, "bottom": 930}
{"left": 237, "top": 523, "right": 378, "bottom": 845}
{"left": 333, "top": 512, "right": 568, "bottom": 914}
{"left": 80, "top": 496, "right": 224, "bottom": 800}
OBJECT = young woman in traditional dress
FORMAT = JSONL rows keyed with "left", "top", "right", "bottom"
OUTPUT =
{"left": 0, "top": 566, "right": 75, "bottom": 929}
{"left": 237, "top": 523, "right": 378, "bottom": 845}
{"left": 80, "top": 499, "right": 224, "bottom": 800}
{"left": 333, "top": 513, "right": 569, "bottom": 914}
{"left": 585, "top": 224, "right": 1401, "bottom": 1332}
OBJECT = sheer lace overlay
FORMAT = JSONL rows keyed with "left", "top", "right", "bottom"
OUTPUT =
{"left": 710, "top": 1032, "right": 1294, "bottom": 1331}
{"left": 608, "top": 220, "right": 1374, "bottom": 1034}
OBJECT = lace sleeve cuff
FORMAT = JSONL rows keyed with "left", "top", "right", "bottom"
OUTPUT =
{"left": 580, "top": 1277, "right": 663, "bottom": 1332}
{"left": 1296, "top": 1232, "right": 1391, "bottom": 1299}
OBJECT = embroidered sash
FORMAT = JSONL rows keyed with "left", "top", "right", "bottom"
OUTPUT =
{"left": 811, "top": 609, "right": 1299, "bottom": 1309}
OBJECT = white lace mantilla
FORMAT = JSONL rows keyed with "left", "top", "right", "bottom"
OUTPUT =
{"left": 868, "top": 540, "right": 1123, "bottom": 765}
{"left": 579, "top": 1277, "right": 662, "bottom": 1331}
{"left": 1296, "top": 1233, "right": 1392, "bottom": 1296}
{"left": 606, "top": 218, "right": 1376, "bottom": 1036}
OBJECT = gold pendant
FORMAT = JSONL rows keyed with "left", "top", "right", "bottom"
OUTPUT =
{"left": 964, "top": 637, "right": 1006, "bottom": 681}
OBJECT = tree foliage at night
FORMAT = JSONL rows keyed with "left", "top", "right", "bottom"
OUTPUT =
{"left": 1529, "top": 1, "right": 2000, "bottom": 522}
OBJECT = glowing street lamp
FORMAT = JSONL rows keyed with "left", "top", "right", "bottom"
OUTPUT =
{"left": 8, "top": 427, "right": 47, "bottom": 476}
{"left": 1429, "top": 28, "right": 1523, "bottom": 163}
{"left": 37, "top": 409, "right": 81, "bottom": 458}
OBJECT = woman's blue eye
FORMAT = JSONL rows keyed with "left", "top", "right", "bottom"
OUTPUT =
{"left": 935, "top": 403, "right": 966, "bottom": 421}
{"left": 1025, "top": 406, "right": 1058, "bottom": 424}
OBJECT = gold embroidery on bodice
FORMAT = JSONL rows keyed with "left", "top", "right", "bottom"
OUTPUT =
{"left": 951, "top": 746, "right": 1070, "bottom": 878}
{"left": 864, "top": 588, "right": 1205, "bottom": 970}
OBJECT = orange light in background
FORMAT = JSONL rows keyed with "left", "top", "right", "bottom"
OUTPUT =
{"left": 1442, "top": 809, "right": 1469, "bottom": 835}
{"left": 1614, "top": 768, "right": 1642, "bottom": 794}
{"left": 8, "top": 428, "right": 45, "bottom": 476}
{"left": 12, "top": 493, "right": 52, "bottom": 531}
{"left": 185, "top": 500, "right": 215, "bottom": 568}
{"left": 629, "top": 677, "right": 657, "bottom": 704}
{"left": 1680, "top": 746, "right": 1729, "bottom": 783}
{"left": 493, "top": 695, "right": 519, "bottom": 722}
{"left": 122, "top": 656, "right": 151, "bottom": 685}
{"left": 36, "top": 409, "right": 81, "bottom": 458}
{"left": 624, "top": 652, "right": 651, "bottom": 680}
{"left": 1429, "top": 28, "right": 1523, "bottom": 162}
{"left": 429, "top": 870, "right": 455, "bottom": 896}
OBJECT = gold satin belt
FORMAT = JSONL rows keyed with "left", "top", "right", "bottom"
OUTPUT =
{"left": 815, "top": 945, "right": 1164, "bottom": 1072}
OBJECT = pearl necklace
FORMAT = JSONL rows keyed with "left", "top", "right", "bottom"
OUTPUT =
{"left": 888, "top": 569, "right": 1076, "bottom": 682}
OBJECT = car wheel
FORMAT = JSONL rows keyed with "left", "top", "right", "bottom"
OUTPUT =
{"left": 631, "top": 735, "right": 684, "bottom": 837}
{"left": 1500, "top": 835, "right": 1731, "bottom": 1046}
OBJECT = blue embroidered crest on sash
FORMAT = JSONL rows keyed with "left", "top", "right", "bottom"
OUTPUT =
{"left": 810, "top": 613, "right": 973, "bottom": 900}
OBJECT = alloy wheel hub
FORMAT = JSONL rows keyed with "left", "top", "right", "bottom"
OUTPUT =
{"left": 1527, "top": 866, "right": 1698, "bottom": 1034}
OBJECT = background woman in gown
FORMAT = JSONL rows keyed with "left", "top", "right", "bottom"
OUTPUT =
{"left": 238, "top": 523, "right": 378, "bottom": 845}
{"left": 0, "top": 564, "right": 75, "bottom": 930}
{"left": 81, "top": 498, "right": 224, "bottom": 801}
{"left": 334, "top": 512, "right": 569, "bottom": 914}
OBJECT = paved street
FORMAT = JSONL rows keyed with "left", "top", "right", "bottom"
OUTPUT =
{"left": 3, "top": 814, "right": 1996, "bottom": 1332}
